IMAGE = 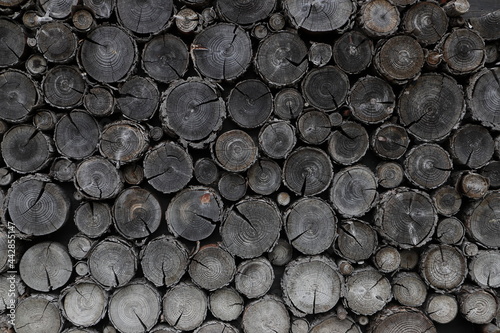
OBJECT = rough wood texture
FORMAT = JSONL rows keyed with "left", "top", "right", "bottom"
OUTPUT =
{"left": 189, "top": 244, "right": 236, "bottom": 291}
{"left": 368, "top": 306, "right": 436, "bottom": 333}
{"left": 209, "top": 287, "right": 244, "bottom": 322}
{"left": 425, "top": 294, "right": 458, "bottom": 324}
{"left": 404, "top": 143, "right": 452, "bottom": 190}
{"left": 336, "top": 219, "right": 378, "bottom": 263}
{"left": 235, "top": 257, "right": 274, "bottom": 299}
{"left": 403, "top": 1, "right": 448, "bottom": 45}
{"left": 228, "top": 79, "right": 272, "bottom": 128}
{"left": 302, "top": 66, "right": 349, "bottom": 112}
{"left": 163, "top": 282, "right": 207, "bottom": 331}
{"left": 242, "top": 295, "right": 290, "bottom": 333}
{"left": 420, "top": 244, "right": 467, "bottom": 292}
{"left": 467, "top": 68, "right": 500, "bottom": 131}
{"left": 328, "top": 121, "right": 369, "bottom": 165}
{"left": 15, "top": 294, "right": 64, "bottom": 333}
{"left": 359, "top": 0, "right": 400, "bottom": 37}
{"left": 333, "top": 30, "right": 373, "bottom": 75}
{"left": 55, "top": 110, "right": 100, "bottom": 160}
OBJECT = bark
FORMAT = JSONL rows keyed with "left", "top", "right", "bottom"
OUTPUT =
{"left": 273, "top": 88, "right": 304, "bottom": 120}
{"left": 163, "top": 282, "right": 207, "bottom": 331}
{"left": 54, "top": 110, "right": 100, "bottom": 160}
{"left": 332, "top": 30, "right": 374, "bottom": 75}
{"left": 283, "top": 0, "right": 354, "bottom": 32}
{"left": 36, "top": 21, "right": 77, "bottom": 63}
{"left": 258, "top": 120, "right": 297, "bottom": 159}
{"left": 0, "top": 18, "right": 25, "bottom": 68}
{"left": 350, "top": 76, "right": 395, "bottom": 124}
{"left": 216, "top": 0, "right": 276, "bottom": 25}
{"left": 83, "top": 86, "right": 115, "bottom": 117}
{"left": 242, "top": 295, "right": 290, "bottom": 333}
{"left": 43, "top": 65, "right": 86, "bottom": 108}
{"left": 227, "top": 79, "right": 273, "bottom": 128}
{"left": 359, "top": 0, "right": 400, "bottom": 37}
{"left": 432, "top": 185, "right": 462, "bottom": 217}
{"left": 235, "top": 257, "right": 274, "bottom": 299}
{"left": 15, "top": 294, "right": 64, "bottom": 333}
{"left": 436, "top": 217, "right": 465, "bottom": 245}
{"left": 189, "top": 243, "right": 236, "bottom": 291}
{"left": 218, "top": 172, "right": 247, "bottom": 201}
{"left": 297, "top": 110, "right": 332, "bottom": 145}
{"left": 404, "top": 143, "right": 452, "bottom": 190}
{"left": 117, "top": 76, "right": 159, "bottom": 122}
{"left": 0, "top": 69, "right": 39, "bottom": 123}
{"left": 467, "top": 68, "right": 500, "bottom": 131}
{"left": 328, "top": 121, "right": 369, "bottom": 165}
{"left": 376, "top": 161, "right": 404, "bottom": 189}
{"left": 74, "top": 201, "right": 112, "bottom": 238}
{"left": 212, "top": 129, "right": 257, "bottom": 172}
{"left": 301, "top": 66, "right": 349, "bottom": 112}
{"left": 75, "top": 156, "right": 123, "bottom": 200}
{"left": 247, "top": 158, "right": 281, "bottom": 195}
{"left": 425, "top": 294, "right": 458, "bottom": 324}
{"left": 209, "top": 287, "right": 244, "bottom": 322}
{"left": 402, "top": 2, "right": 448, "bottom": 45}
{"left": 335, "top": 219, "right": 378, "bottom": 263}
{"left": 116, "top": 0, "right": 173, "bottom": 34}
{"left": 392, "top": 272, "right": 427, "bottom": 307}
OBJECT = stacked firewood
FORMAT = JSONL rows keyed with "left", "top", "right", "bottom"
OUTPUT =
{"left": 0, "top": 0, "right": 499, "bottom": 332}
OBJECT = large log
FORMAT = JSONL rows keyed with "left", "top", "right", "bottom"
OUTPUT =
{"left": 116, "top": 0, "right": 173, "bottom": 34}
{"left": 163, "top": 282, "right": 207, "bottom": 331}
{"left": 0, "top": 69, "right": 39, "bottom": 123}
{"left": 258, "top": 120, "right": 297, "bottom": 159}
{"left": 350, "top": 76, "right": 395, "bottom": 124}
{"left": 75, "top": 156, "right": 123, "bottom": 200}
{"left": 15, "top": 294, "right": 64, "bottom": 333}
{"left": 333, "top": 30, "right": 374, "bottom": 75}
{"left": 227, "top": 79, "right": 273, "bottom": 129}
{"left": 117, "top": 76, "right": 159, "bottom": 122}
{"left": 99, "top": 120, "right": 149, "bottom": 165}
{"left": 54, "top": 110, "right": 100, "bottom": 160}
{"left": 335, "top": 219, "right": 378, "bottom": 263}
{"left": 43, "top": 65, "right": 86, "bottom": 109}
{"left": 0, "top": 18, "right": 25, "bottom": 69}
{"left": 235, "top": 257, "right": 274, "bottom": 299}
{"left": 189, "top": 243, "right": 236, "bottom": 291}
{"left": 402, "top": 1, "right": 449, "bottom": 45}
{"left": 36, "top": 21, "right": 77, "bottom": 63}
{"left": 208, "top": 287, "right": 244, "bottom": 322}
{"left": 301, "top": 66, "right": 349, "bottom": 112}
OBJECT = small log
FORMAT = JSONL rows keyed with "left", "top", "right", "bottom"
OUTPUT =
{"left": 309, "top": 314, "right": 362, "bottom": 333}
{"left": 74, "top": 201, "right": 112, "bottom": 238}
{"left": 139, "top": 235, "right": 189, "bottom": 287}
{"left": 283, "top": 147, "right": 333, "bottom": 196}
{"left": 425, "top": 50, "right": 442, "bottom": 69}
{"left": 25, "top": 53, "right": 48, "bottom": 77}
{"left": 459, "top": 285, "right": 498, "bottom": 324}
{"left": 143, "top": 141, "right": 193, "bottom": 194}
{"left": 0, "top": 18, "right": 25, "bottom": 68}
{"left": 449, "top": 123, "right": 495, "bottom": 169}
{"left": 268, "top": 238, "right": 293, "bottom": 266}
{"left": 436, "top": 217, "right": 465, "bottom": 245}
{"left": 15, "top": 294, "right": 63, "bottom": 333}
{"left": 277, "top": 191, "right": 291, "bottom": 206}
{"left": 83, "top": 86, "right": 115, "bottom": 117}
{"left": 221, "top": 197, "right": 281, "bottom": 259}
{"left": 308, "top": 42, "right": 332, "bottom": 67}
{"left": 68, "top": 233, "right": 94, "bottom": 260}
{"left": 235, "top": 257, "right": 274, "bottom": 299}
{"left": 54, "top": 110, "right": 100, "bottom": 160}
{"left": 432, "top": 185, "right": 462, "bottom": 217}
{"left": 301, "top": 66, "right": 349, "bottom": 112}
{"left": 175, "top": 8, "right": 200, "bottom": 34}
{"left": 166, "top": 186, "right": 223, "bottom": 241}
{"left": 350, "top": 76, "right": 395, "bottom": 124}
{"left": 252, "top": 23, "right": 268, "bottom": 40}
{"left": 100, "top": 120, "right": 149, "bottom": 165}
{"left": 216, "top": 0, "right": 276, "bottom": 25}
{"left": 83, "top": 0, "right": 114, "bottom": 19}
{"left": 258, "top": 120, "right": 297, "bottom": 159}
{"left": 443, "top": 0, "right": 470, "bottom": 17}
{"left": 283, "top": 0, "right": 354, "bottom": 32}
{"left": 122, "top": 163, "right": 144, "bottom": 185}
{"left": 273, "top": 88, "right": 304, "bottom": 120}
{"left": 335, "top": 219, "right": 378, "bottom": 263}
{"left": 116, "top": 0, "right": 173, "bottom": 34}
{"left": 419, "top": 244, "right": 467, "bottom": 292}
{"left": 87, "top": 236, "right": 137, "bottom": 288}
{"left": 469, "top": 10, "right": 500, "bottom": 41}
{"left": 5, "top": 174, "right": 70, "bottom": 236}
{"left": 398, "top": 73, "right": 465, "bottom": 142}
{"left": 194, "top": 158, "right": 220, "bottom": 186}
{"left": 481, "top": 161, "right": 500, "bottom": 189}
{"left": 75, "top": 156, "right": 123, "bottom": 200}
{"left": 332, "top": 30, "right": 374, "bottom": 75}
{"left": 404, "top": 143, "right": 452, "bottom": 190}
{"left": 0, "top": 168, "right": 13, "bottom": 186}
{"left": 218, "top": 172, "right": 247, "bottom": 201}
{"left": 282, "top": 255, "right": 343, "bottom": 317}
{"left": 338, "top": 260, "right": 354, "bottom": 276}
{"left": 292, "top": 318, "right": 309, "bottom": 333}
{"left": 163, "top": 282, "right": 207, "bottom": 331}
{"left": 117, "top": 76, "right": 159, "bottom": 122}
{"left": 189, "top": 244, "right": 236, "bottom": 291}
{"left": 284, "top": 197, "right": 337, "bottom": 255}
{"left": 392, "top": 272, "right": 427, "bottom": 307}
{"left": 142, "top": 34, "right": 189, "bottom": 84}
{"left": 209, "top": 287, "right": 244, "bottom": 322}
{"left": 19, "top": 241, "right": 73, "bottom": 292}
{"left": 359, "top": 0, "right": 400, "bottom": 37}
{"left": 108, "top": 279, "right": 162, "bottom": 333}
{"left": 458, "top": 171, "right": 490, "bottom": 199}
{"left": 467, "top": 68, "right": 500, "bottom": 131}
{"left": 33, "top": 109, "right": 58, "bottom": 131}
{"left": 344, "top": 267, "right": 392, "bottom": 316}
{"left": 376, "top": 161, "right": 404, "bottom": 189}
{"left": 36, "top": 21, "right": 77, "bottom": 63}
{"left": 402, "top": 1, "right": 449, "bottom": 45}
{"left": 373, "top": 246, "right": 400, "bottom": 273}
{"left": 242, "top": 295, "right": 290, "bottom": 333}
{"left": 59, "top": 279, "right": 108, "bottom": 327}
{"left": 194, "top": 321, "right": 239, "bottom": 333}
{"left": 79, "top": 25, "right": 137, "bottom": 83}
{"left": 247, "top": 158, "right": 281, "bottom": 195}
{"left": 268, "top": 12, "right": 285, "bottom": 31}
{"left": 191, "top": 23, "right": 252, "bottom": 81}
{"left": 148, "top": 126, "right": 164, "bottom": 142}
{"left": 297, "top": 109, "right": 332, "bottom": 145}
{"left": 425, "top": 294, "right": 458, "bottom": 324}
{"left": 228, "top": 79, "right": 273, "bottom": 129}
{"left": 371, "top": 123, "right": 409, "bottom": 160}
{"left": 0, "top": 69, "right": 39, "bottom": 123}
{"left": 72, "top": 7, "right": 95, "bottom": 32}
{"left": 440, "top": 28, "right": 485, "bottom": 75}
{"left": 213, "top": 129, "right": 257, "bottom": 172}
{"left": 255, "top": 31, "right": 308, "bottom": 87}
{"left": 469, "top": 250, "right": 500, "bottom": 288}
{"left": 330, "top": 165, "right": 378, "bottom": 218}
{"left": 399, "top": 249, "right": 419, "bottom": 270}
{"left": 201, "top": 7, "right": 217, "bottom": 26}
{"left": 75, "top": 261, "right": 89, "bottom": 276}
{"left": 368, "top": 306, "right": 436, "bottom": 333}
{"left": 43, "top": 65, "right": 86, "bottom": 109}
{"left": 328, "top": 121, "right": 369, "bottom": 165}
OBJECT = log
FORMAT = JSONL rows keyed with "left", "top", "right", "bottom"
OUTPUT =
{"left": 301, "top": 66, "right": 349, "bottom": 112}
{"left": 344, "top": 267, "right": 392, "bottom": 316}
{"left": 212, "top": 129, "right": 257, "bottom": 172}
{"left": 0, "top": 168, "right": 13, "bottom": 186}
{"left": 142, "top": 34, "right": 189, "bottom": 84}
{"left": 79, "top": 25, "right": 137, "bottom": 83}
{"left": 458, "top": 171, "right": 490, "bottom": 199}
{"left": 216, "top": 0, "right": 276, "bottom": 25}
{"left": 163, "top": 282, "right": 207, "bottom": 331}
{"left": 432, "top": 185, "right": 462, "bottom": 217}
{"left": 191, "top": 23, "right": 252, "bottom": 81}
{"left": 33, "top": 109, "right": 58, "bottom": 131}
{"left": 399, "top": 249, "right": 419, "bottom": 270}
{"left": 108, "top": 279, "right": 162, "bottom": 333}
{"left": 268, "top": 238, "right": 293, "bottom": 266}
{"left": 449, "top": 124, "right": 495, "bottom": 169}
{"left": 402, "top": 1, "right": 449, "bottom": 45}
{"left": 398, "top": 73, "right": 465, "bottom": 142}
{"left": 87, "top": 236, "right": 137, "bottom": 288}
{"left": 83, "top": 86, "right": 115, "bottom": 117}
{"left": 392, "top": 272, "right": 427, "bottom": 307}
{"left": 332, "top": 30, "right": 374, "bottom": 75}
{"left": 284, "top": 197, "right": 337, "bottom": 255}
{"left": 277, "top": 192, "right": 291, "bottom": 206}
{"left": 39, "top": 0, "right": 78, "bottom": 19}
{"left": 25, "top": 53, "right": 48, "bottom": 77}
{"left": 359, "top": 0, "right": 400, "bottom": 37}
{"left": 221, "top": 197, "right": 281, "bottom": 259}
{"left": 436, "top": 217, "right": 465, "bottom": 245}
{"left": 122, "top": 163, "right": 144, "bottom": 185}
{"left": 375, "top": 187, "right": 437, "bottom": 248}
{"left": 82, "top": 0, "right": 114, "bottom": 19}
{"left": 297, "top": 109, "right": 332, "bottom": 145}
{"left": 371, "top": 123, "right": 409, "bottom": 160}
{"left": 208, "top": 287, "right": 244, "bottom": 322}
{"left": 368, "top": 306, "right": 436, "bottom": 333}
{"left": 467, "top": 68, "right": 500, "bottom": 131}
{"left": 373, "top": 246, "right": 400, "bottom": 274}
{"left": 0, "top": 69, "right": 39, "bottom": 123}
{"left": 404, "top": 143, "right": 452, "bottom": 190}
{"left": 481, "top": 161, "right": 500, "bottom": 189}
{"left": 258, "top": 120, "right": 297, "bottom": 159}
{"left": 0, "top": 273, "right": 22, "bottom": 312}
{"left": 189, "top": 244, "right": 236, "bottom": 291}
{"left": 458, "top": 286, "right": 498, "bottom": 324}
{"left": 148, "top": 126, "right": 164, "bottom": 142}
{"left": 100, "top": 120, "right": 149, "bottom": 165}
{"left": 75, "top": 156, "right": 123, "bottom": 200}
{"left": 308, "top": 42, "right": 332, "bottom": 68}
{"left": 19, "top": 241, "right": 73, "bottom": 292}
{"left": 309, "top": 313, "right": 362, "bottom": 333}
{"left": 218, "top": 172, "right": 247, "bottom": 201}
{"left": 247, "top": 158, "right": 281, "bottom": 195}
{"left": 68, "top": 233, "right": 94, "bottom": 260}
{"left": 43, "top": 65, "right": 86, "bottom": 109}
{"left": 161, "top": 78, "right": 225, "bottom": 147}
{"left": 175, "top": 8, "right": 200, "bottom": 34}
{"left": 462, "top": 241, "right": 479, "bottom": 257}
{"left": 117, "top": 76, "right": 159, "bottom": 122}
{"left": 201, "top": 7, "right": 217, "bottom": 26}
{"left": 15, "top": 294, "right": 64, "bottom": 333}
{"left": 469, "top": 250, "right": 500, "bottom": 288}
{"left": 440, "top": 28, "right": 485, "bottom": 75}
{"left": 376, "top": 161, "right": 404, "bottom": 189}
{"left": 5, "top": 174, "right": 70, "bottom": 236}
{"left": 166, "top": 186, "right": 223, "bottom": 241}
{"left": 291, "top": 318, "right": 309, "bottom": 333}
{"left": 54, "top": 110, "right": 100, "bottom": 160}
{"left": 59, "top": 279, "right": 108, "bottom": 327}
{"left": 242, "top": 295, "right": 290, "bottom": 333}
{"left": 228, "top": 79, "right": 272, "bottom": 129}
{"left": 443, "top": 0, "right": 470, "bottom": 17}
{"left": 419, "top": 244, "right": 467, "bottom": 292}
{"left": 283, "top": 0, "right": 354, "bottom": 32}
{"left": 139, "top": 235, "right": 189, "bottom": 287}
{"left": 76, "top": 260, "right": 90, "bottom": 276}
{"left": 74, "top": 201, "right": 112, "bottom": 238}
{"left": 335, "top": 219, "right": 378, "bottom": 263}
{"left": 235, "top": 257, "right": 274, "bottom": 299}
{"left": 425, "top": 294, "right": 458, "bottom": 324}
{"left": 469, "top": 10, "right": 500, "bottom": 41}
{"left": 268, "top": 12, "right": 285, "bottom": 31}
{"left": 194, "top": 158, "right": 220, "bottom": 186}
{"left": 350, "top": 76, "right": 395, "bottom": 124}
{"left": 36, "top": 21, "right": 77, "bottom": 63}
{"left": 254, "top": 31, "right": 308, "bottom": 87}
{"left": 484, "top": 42, "right": 498, "bottom": 63}
{"left": 72, "top": 7, "right": 95, "bottom": 32}
{"left": 282, "top": 255, "right": 343, "bottom": 317}
{"left": 330, "top": 165, "right": 378, "bottom": 218}
{"left": 116, "top": 0, "right": 173, "bottom": 34}
{"left": 283, "top": 146, "right": 333, "bottom": 196}
{"left": 143, "top": 141, "right": 193, "bottom": 194}
{"left": 273, "top": 88, "right": 304, "bottom": 120}
{"left": 0, "top": 18, "right": 25, "bottom": 68}
{"left": 328, "top": 121, "right": 369, "bottom": 165}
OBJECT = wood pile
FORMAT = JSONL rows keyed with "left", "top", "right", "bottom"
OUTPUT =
{"left": 0, "top": 0, "right": 500, "bottom": 332}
